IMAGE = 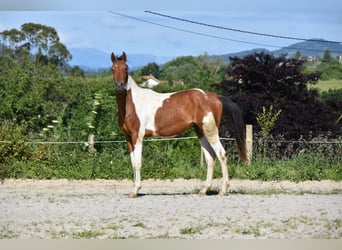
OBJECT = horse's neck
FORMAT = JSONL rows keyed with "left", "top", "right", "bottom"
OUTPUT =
{"left": 115, "top": 91, "right": 126, "bottom": 127}
{"left": 126, "top": 75, "right": 140, "bottom": 90}
{"left": 115, "top": 75, "right": 140, "bottom": 126}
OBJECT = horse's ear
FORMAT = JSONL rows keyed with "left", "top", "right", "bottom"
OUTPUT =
{"left": 122, "top": 51, "right": 127, "bottom": 62}
{"left": 111, "top": 52, "right": 116, "bottom": 63}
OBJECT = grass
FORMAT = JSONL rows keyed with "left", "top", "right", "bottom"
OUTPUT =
{"left": 74, "top": 230, "right": 104, "bottom": 239}
{"left": 179, "top": 226, "right": 203, "bottom": 235}
{"left": 2, "top": 148, "right": 341, "bottom": 182}
{"left": 1, "top": 132, "right": 341, "bottom": 182}
{"left": 234, "top": 226, "right": 261, "bottom": 237}
{"left": 309, "top": 79, "right": 342, "bottom": 91}
{"left": 133, "top": 222, "right": 146, "bottom": 228}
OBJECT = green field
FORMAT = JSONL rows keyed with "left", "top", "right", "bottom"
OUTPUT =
{"left": 310, "top": 79, "right": 342, "bottom": 91}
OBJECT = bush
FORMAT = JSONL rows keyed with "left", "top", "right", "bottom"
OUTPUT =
{"left": 216, "top": 52, "right": 341, "bottom": 140}
{"left": 320, "top": 89, "right": 342, "bottom": 103}
{"left": 0, "top": 122, "right": 32, "bottom": 180}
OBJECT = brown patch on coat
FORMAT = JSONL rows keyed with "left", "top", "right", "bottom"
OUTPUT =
{"left": 153, "top": 89, "right": 222, "bottom": 137}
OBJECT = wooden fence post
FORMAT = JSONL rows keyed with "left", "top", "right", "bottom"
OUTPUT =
{"left": 200, "top": 147, "right": 204, "bottom": 166}
{"left": 246, "top": 124, "right": 253, "bottom": 164}
{"left": 88, "top": 134, "right": 95, "bottom": 152}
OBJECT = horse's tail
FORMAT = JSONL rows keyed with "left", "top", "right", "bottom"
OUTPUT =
{"left": 219, "top": 95, "right": 248, "bottom": 163}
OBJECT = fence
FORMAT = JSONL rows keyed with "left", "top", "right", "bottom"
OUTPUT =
{"left": 1, "top": 124, "right": 341, "bottom": 164}
{"left": 1, "top": 124, "right": 341, "bottom": 181}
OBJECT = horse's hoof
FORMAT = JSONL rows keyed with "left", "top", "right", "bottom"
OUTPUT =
{"left": 128, "top": 192, "right": 138, "bottom": 198}
{"left": 218, "top": 191, "right": 226, "bottom": 196}
{"left": 198, "top": 190, "right": 207, "bottom": 196}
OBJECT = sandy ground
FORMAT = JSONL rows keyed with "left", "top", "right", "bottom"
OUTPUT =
{"left": 1, "top": 179, "right": 341, "bottom": 239}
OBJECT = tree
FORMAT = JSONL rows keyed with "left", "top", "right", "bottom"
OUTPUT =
{"left": 322, "top": 49, "right": 334, "bottom": 64}
{"left": 294, "top": 50, "right": 302, "bottom": 60}
{"left": 216, "top": 52, "right": 341, "bottom": 139}
{"left": 69, "top": 65, "right": 85, "bottom": 77}
{"left": 158, "top": 54, "right": 226, "bottom": 90}
{"left": 1, "top": 23, "right": 72, "bottom": 67}
{"left": 195, "top": 53, "right": 226, "bottom": 86}
{"left": 140, "top": 62, "right": 160, "bottom": 78}
{"left": 315, "top": 49, "right": 342, "bottom": 80}
{"left": 159, "top": 56, "right": 197, "bottom": 84}
{"left": 0, "top": 23, "right": 73, "bottom": 133}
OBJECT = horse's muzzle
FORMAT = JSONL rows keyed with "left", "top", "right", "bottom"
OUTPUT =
{"left": 115, "top": 81, "right": 126, "bottom": 92}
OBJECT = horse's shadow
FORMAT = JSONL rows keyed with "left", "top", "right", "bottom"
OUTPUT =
{"left": 128, "top": 190, "right": 220, "bottom": 198}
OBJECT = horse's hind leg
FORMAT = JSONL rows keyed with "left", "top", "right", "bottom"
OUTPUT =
{"left": 201, "top": 112, "right": 229, "bottom": 195}
{"left": 198, "top": 136, "right": 216, "bottom": 195}
{"left": 216, "top": 142, "right": 229, "bottom": 195}
{"left": 204, "top": 138, "right": 229, "bottom": 195}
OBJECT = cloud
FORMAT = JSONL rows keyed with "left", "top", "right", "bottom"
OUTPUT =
{"left": 164, "top": 37, "right": 184, "bottom": 49}
{"left": 0, "top": 21, "right": 6, "bottom": 31}
{"left": 100, "top": 16, "right": 134, "bottom": 29}
{"left": 58, "top": 31, "right": 71, "bottom": 44}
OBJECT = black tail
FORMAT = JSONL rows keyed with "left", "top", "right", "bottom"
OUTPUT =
{"left": 219, "top": 96, "right": 248, "bottom": 162}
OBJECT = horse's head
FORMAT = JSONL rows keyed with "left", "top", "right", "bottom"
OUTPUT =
{"left": 111, "top": 52, "right": 128, "bottom": 91}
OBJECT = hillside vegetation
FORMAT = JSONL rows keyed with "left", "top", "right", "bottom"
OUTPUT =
{"left": 0, "top": 23, "right": 341, "bottom": 181}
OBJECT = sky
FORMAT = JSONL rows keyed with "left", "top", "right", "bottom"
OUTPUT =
{"left": 0, "top": 0, "right": 341, "bottom": 58}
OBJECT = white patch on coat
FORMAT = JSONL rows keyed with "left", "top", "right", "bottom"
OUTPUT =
{"left": 192, "top": 88, "right": 206, "bottom": 95}
{"left": 202, "top": 112, "right": 219, "bottom": 144}
{"left": 126, "top": 76, "right": 209, "bottom": 136}
{"left": 127, "top": 75, "right": 173, "bottom": 133}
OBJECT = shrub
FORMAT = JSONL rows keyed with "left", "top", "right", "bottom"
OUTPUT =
{"left": 215, "top": 52, "right": 341, "bottom": 140}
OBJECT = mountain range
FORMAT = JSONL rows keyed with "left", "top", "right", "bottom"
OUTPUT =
{"left": 69, "top": 39, "right": 342, "bottom": 70}
{"left": 69, "top": 48, "right": 172, "bottom": 71}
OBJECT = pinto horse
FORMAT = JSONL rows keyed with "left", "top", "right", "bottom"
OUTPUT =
{"left": 111, "top": 52, "right": 247, "bottom": 197}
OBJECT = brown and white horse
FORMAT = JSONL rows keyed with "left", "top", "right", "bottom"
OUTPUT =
{"left": 111, "top": 52, "right": 247, "bottom": 197}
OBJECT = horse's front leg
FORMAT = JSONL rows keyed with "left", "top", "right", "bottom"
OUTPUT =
{"left": 128, "top": 140, "right": 143, "bottom": 198}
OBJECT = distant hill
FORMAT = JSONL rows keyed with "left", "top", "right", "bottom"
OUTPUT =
{"left": 68, "top": 39, "right": 342, "bottom": 70}
{"left": 69, "top": 48, "right": 172, "bottom": 71}
{"left": 211, "top": 48, "right": 270, "bottom": 63}
{"left": 211, "top": 39, "right": 342, "bottom": 63}
{"left": 272, "top": 39, "right": 342, "bottom": 57}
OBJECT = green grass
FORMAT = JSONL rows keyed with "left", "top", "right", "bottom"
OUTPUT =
{"left": 234, "top": 226, "right": 261, "bottom": 237}
{"left": 309, "top": 79, "right": 342, "bottom": 91}
{"left": 133, "top": 222, "right": 146, "bottom": 228}
{"left": 1, "top": 134, "right": 341, "bottom": 182}
{"left": 179, "top": 226, "right": 203, "bottom": 235}
{"left": 74, "top": 230, "right": 104, "bottom": 239}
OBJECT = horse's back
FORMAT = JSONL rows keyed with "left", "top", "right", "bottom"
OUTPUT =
{"left": 151, "top": 89, "right": 222, "bottom": 137}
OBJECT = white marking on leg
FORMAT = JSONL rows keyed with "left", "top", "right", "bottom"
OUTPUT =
{"left": 212, "top": 141, "right": 229, "bottom": 195}
{"left": 129, "top": 139, "right": 143, "bottom": 197}
{"left": 199, "top": 145, "right": 215, "bottom": 195}
{"left": 202, "top": 112, "right": 229, "bottom": 195}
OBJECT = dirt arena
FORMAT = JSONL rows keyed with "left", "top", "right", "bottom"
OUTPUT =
{"left": 1, "top": 179, "right": 341, "bottom": 239}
